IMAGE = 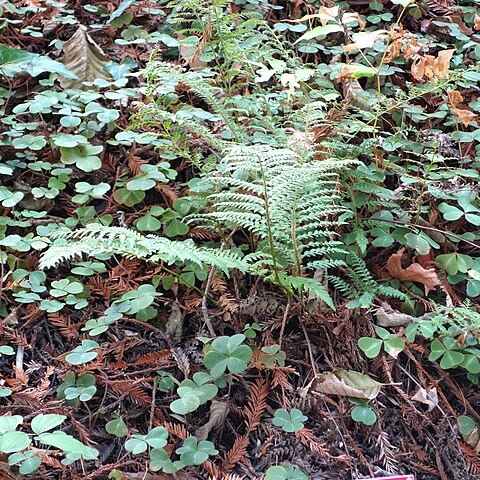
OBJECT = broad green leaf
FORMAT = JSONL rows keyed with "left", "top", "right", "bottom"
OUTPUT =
{"left": 0, "top": 431, "right": 31, "bottom": 453}
{"left": 37, "top": 432, "right": 99, "bottom": 459}
{"left": 31, "top": 414, "right": 66, "bottom": 434}
{"left": 295, "top": 24, "right": 343, "bottom": 43}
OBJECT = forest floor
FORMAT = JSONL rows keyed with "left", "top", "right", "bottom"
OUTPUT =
{"left": 0, "top": 0, "right": 480, "bottom": 479}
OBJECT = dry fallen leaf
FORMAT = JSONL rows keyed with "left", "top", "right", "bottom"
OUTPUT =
{"left": 411, "top": 55, "right": 427, "bottom": 81}
{"left": 342, "top": 78, "right": 373, "bottom": 111}
{"left": 195, "top": 400, "right": 229, "bottom": 441}
{"left": 342, "top": 12, "right": 366, "bottom": 30}
{"left": 376, "top": 306, "right": 415, "bottom": 327}
{"left": 447, "top": 89, "right": 478, "bottom": 126}
{"left": 165, "top": 301, "right": 183, "bottom": 345}
{"left": 60, "top": 27, "right": 109, "bottom": 89}
{"left": 412, "top": 387, "right": 438, "bottom": 411}
{"left": 386, "top": 248, "right": 440, "bottom": 295}
{"left": 310, "top": 369, "right": 382, "bottom": 400}
{"left": 344, "top": 31, "right": 386, "bottom": 52}
{"left": 452, "top": 108, "right": 477, "bottom": 127}
{"left": 318, "top": 6, "right": 340, "bottom": 26}
{"left": 434, "top": 48, "right": 455, "bottom": 77}
{"left": 447, "top": 89, "right": 464, "bottom": 107}
{"left": 410, "top": 49, "right": 454, "bottom": 81}
{"left": 384, "top": 38, "right": 402, "bottom": 63}
{"left": 475, "top": 14, "right": 480, "bottom": 31}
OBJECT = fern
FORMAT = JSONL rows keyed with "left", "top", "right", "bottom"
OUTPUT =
{"left": 143, "top": 61, "right": 246, "bottom": 143}
{"left": 329, "top": 254, "right": 407, "bottom": 308}
{"left": 39, "top": 224, "right": 247, "bottom": 275}
{"left": 187, "top": 144, "right": 358, "bottom": 303}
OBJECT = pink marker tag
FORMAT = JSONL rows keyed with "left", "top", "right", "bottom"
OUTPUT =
{"left": 361, "top": 477, "right": 414, "bottom": 480}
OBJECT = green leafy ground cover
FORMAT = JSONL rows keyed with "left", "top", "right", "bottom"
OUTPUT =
{"left": 0, "top": 0, "right": 479, "bottom": 478}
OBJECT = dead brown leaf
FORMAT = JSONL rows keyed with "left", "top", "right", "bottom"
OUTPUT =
{"left": 447, "top": 89, "right": 464, "bottom": 107}
{"left": 309, "top": 370, "right": 382, "bottom": 400}
{"left": 384, "top": 38, "right": 402, "bottom": 63}
{"left": 412, "top": 387, "right": 438, "bottom": 411}
{"left": 195, "top": 400, "right": 229, "bottom": 441}
{"left": 475, "top": 14, "right": 480, "bottom": 31}
{"left": 386, "top": 248, "right": 440, "bottom": 295}
{"left": 452, "top": 108, "right": 477, "bottom": 127}
{"left": 411, "top": 49, "right": 454, "bottom": 81}
{"left": 446, "top": 89, "right": 478, "bottom": 127}
{"left": 434, "top": 48, "right": 455, "bottom": 77}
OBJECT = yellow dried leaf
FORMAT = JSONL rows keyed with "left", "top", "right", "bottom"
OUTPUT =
{"left": 447, "top": 89, "right": 464, "bottom": 107}
{"left": 433, "top": 48, "right": 455, "bottom": 77}
{"left": 453, "top": 108, "right": 477, "bottom": 127}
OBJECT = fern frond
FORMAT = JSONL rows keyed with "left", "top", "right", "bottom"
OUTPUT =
{"left": 39, "top": 224, "right": 247, "bottom": 275}
{"left": 144, "top": 62, "right": 246, "bottom": 143}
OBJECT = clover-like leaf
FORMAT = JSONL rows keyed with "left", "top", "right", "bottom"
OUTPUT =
{"left": 149, "top": 448, "right": 183, "bottom": 474}
{"left": 65, "top": 340, "right": 99, "bottom": 365}
{"left": 351, "top": 405, "right": 377, "bottom": 426}
{"left": 124, "top": 437, "right": 148, "bottom": 455}
{"left": 204, "top": 334, "right": 252, "bottom": 378}
{"left": 144, "top": 427, "right": 168, "bottom": 449}
{"left": 272, "top": 408, "right": 307, "bottom": 433}
{"left": 358, "top": 337, "right": 382, "bottom": 358}
{"left": 175, "top": 436, "right": 218, "bottom": 466}
{"left": 105, "top": 418, "right": 128, "bottom": 438}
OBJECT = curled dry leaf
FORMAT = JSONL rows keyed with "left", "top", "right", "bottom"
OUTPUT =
{"left": 165, "top": 301, "right": 183, "bottom": 345}
{"left": 195, "top": 400, "right": 229, "bottom": 441}
{"left": 447, "top": 89, "right": 464, "bottom": 107}
{"left": 447, "top": 90, "right": 478, "bottom": 126}
{"left": 376, "top": 306, "right": 415, "bottom": 327}
{"left": 411, "top": 49, "right": 454, "bottom": 81}
{"left": 475, "top": 14, "right": 480, "bottom": 31}
{"left": 386, "top": 248, "right": 440, "bottom": 295}
{"left": 60, "top": 27, "right": 109, "bottom": 89}
{"left": 411, "top": 387, "right": 438, "bottom": 411}
{"left": 310, "top": 369, "right": 382, "bottom": 400}
{"left": 342, "top": 12, "right": 366, "bottom": 30}
{"left": 342, "top": 78, "right": 372, "bottom": 112}
{"left": 452, "top": 108, "right": 477, "bottom": 127}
